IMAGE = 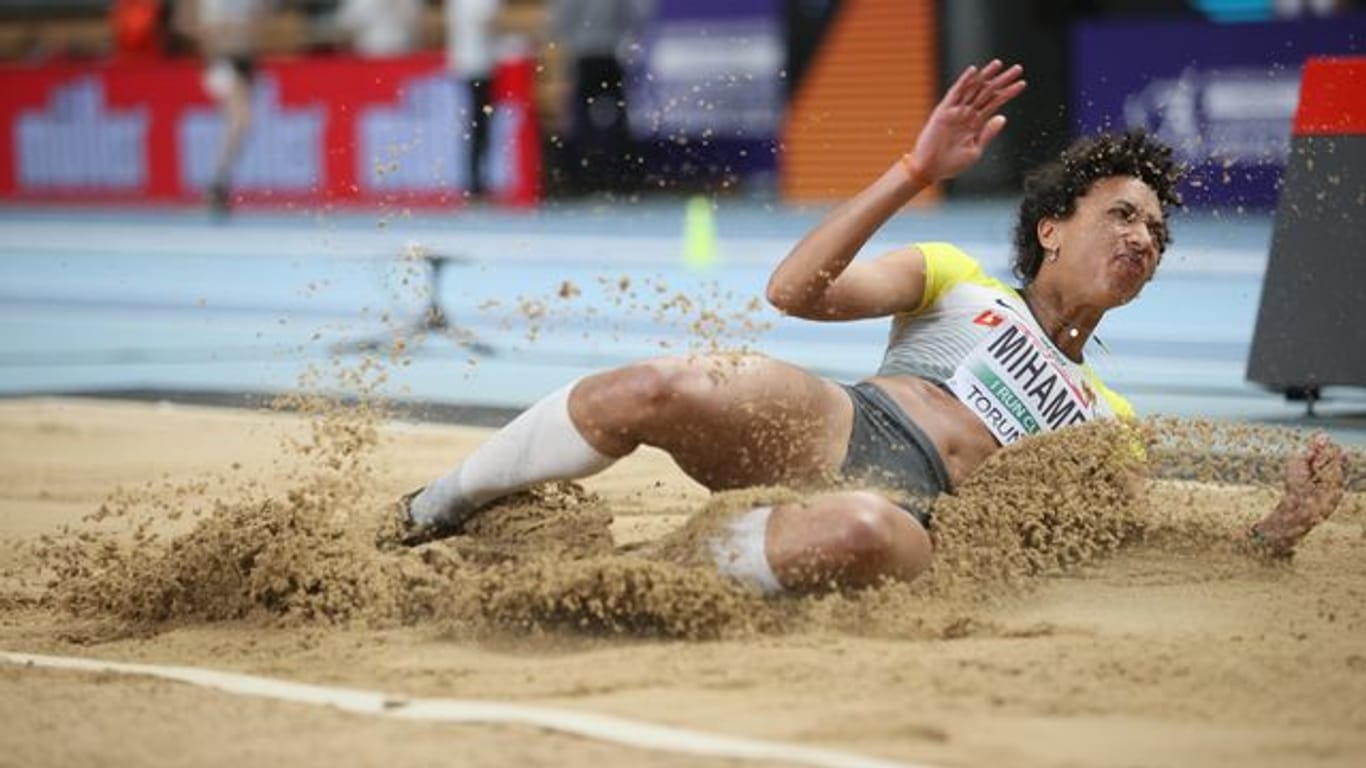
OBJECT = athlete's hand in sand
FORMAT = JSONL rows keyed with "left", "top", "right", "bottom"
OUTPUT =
{"left": 1251, "top": 432, "right": 1348, "bottom": 558}
{"left": 906, "top": 60, "right": 1026, "bottom": 184}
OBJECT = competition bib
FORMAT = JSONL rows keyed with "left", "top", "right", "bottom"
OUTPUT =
{"left": 946, "top": 313, "right": 1098, "bottom": 445}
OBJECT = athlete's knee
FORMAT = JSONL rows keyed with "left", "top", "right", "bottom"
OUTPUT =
{"left": 599, "top": 360, "right": 716, "bottom": 419}
{"left": 574, "top": 359, "right": 697, "bottom": 429}
{"left": 819, "top": 491, "right": 932, "bottom": 582}
{"left": 824, "top": 492, "right": 901, "bottom": 558}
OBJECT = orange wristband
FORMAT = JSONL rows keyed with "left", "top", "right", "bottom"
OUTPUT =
{"left": 899, "top": 153, "right": 930, "bottom": 188}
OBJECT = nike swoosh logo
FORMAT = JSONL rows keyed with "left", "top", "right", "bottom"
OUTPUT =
{"left": 994, "top": 298, "right": 1025, "bottom": 317}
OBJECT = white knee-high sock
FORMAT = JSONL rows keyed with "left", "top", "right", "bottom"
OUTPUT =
{"left": 710, "top": 506, "right": 783, "bottom": 595}
{"left": 410, "top": 380, "right": 615, "bottom": 525}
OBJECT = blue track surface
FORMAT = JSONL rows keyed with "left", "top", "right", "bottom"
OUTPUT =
{"left": 2, "top": 201, "right": 1362, "bottom": 443}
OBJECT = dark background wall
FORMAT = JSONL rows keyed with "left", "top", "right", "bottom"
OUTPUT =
{"left": 938, "top": 0, "right": 1197, "bottom": 194}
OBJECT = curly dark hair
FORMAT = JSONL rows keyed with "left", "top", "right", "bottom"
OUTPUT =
{"left": 1011, "top": 130, "right": 1185, "bottom": 284}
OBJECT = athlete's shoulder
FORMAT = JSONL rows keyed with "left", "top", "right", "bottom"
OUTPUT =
{"left": 913, "top": 242, "right": 1010, "bottom": 313}
{"left": 916, "top": 242, "right": 982, "bottom": 279}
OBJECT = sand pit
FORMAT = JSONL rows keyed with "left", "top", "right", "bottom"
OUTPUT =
{"left": 2, "top": 396, "right": 1365, "bottom": 767}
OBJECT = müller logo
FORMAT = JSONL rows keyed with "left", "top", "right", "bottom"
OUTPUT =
{"left": 16, "top": 77, "right": 148, "bottom": 191}
{"left": 178, "top": 78, "right": 325, "bottom": 192}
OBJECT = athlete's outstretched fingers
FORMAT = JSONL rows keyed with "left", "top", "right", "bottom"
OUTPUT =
{"left": 957, "top": 68, "right": 989, "bottom": 109}
{"left": 961, "top": 59, "right": 1003, "bottom": 107}
{"left": 972, "top": 63, "right": 1024, "bottom": 111}
{"left": 944, "top": 64, "right": 979, "bottom": 107}
{"left": 978, "top": 78, "right": 1027, "bottom": 119}
{"left": 976, "top": 58, "right": 1005, "bottom": 82}
{"left": 984, "top": 62, "right": 1023, "bottom": 89}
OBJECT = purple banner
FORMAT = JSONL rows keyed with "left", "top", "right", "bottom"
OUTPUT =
{"left": 1072, "top": 16, "right": 1366, "bottom": 209}
{"left": 627, "top": 0, "right": 783, "bottom": 186}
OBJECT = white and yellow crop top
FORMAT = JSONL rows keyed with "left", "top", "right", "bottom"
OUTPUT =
{"left": 876, "top": 242, "right": 1135, "bottom": 445}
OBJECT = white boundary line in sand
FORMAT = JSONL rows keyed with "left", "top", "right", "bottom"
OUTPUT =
{"left": 1, "top": 651, "right": 937, "bottom": 768}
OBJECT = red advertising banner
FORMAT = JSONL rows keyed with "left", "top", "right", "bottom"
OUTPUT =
{"left": 0, "top": 52, "right": 540, "bottom": 208}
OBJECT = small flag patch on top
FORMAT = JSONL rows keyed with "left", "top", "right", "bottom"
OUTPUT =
{"left": 973, "top": 310, "right": 1004, "bottom": 327}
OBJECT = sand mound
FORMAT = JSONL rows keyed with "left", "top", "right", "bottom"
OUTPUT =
{"left": 27, "top": 390, "right": 1361, "bottom": 642}
{"left": 923, "top": 419, "right": 1149, "bottom": 600}
{"left": 466, "top": 556, "right": 768, "bottom": 639}
{"left": 35, "top": 389, "right": 402, "bottom": 626}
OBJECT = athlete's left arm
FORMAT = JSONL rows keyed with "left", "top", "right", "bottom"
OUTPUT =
{"left": 765, "top": 169, "right": 934, "bottom": 321}
{"left": 768, "top": 240, "right": 932, "bottom": 322}
{"left": 767, "top": 60, "right": 1025, "bottom": 323}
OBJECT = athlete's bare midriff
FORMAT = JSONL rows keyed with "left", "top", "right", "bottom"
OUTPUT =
{"left": 864, "top": 374, "right": 999, "bottom": 488}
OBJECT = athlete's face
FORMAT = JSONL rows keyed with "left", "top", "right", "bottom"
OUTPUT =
{"left": 1037, "top": 176, "right": 1168, "bottom": 308}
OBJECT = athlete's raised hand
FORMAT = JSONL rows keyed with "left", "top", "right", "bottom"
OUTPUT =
{"left": 905, "top": 60, "right": 1026, "bottom": 184}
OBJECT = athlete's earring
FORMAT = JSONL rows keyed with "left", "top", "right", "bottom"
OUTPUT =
{"left": 1046, "top": 248, "right": 1059, "bottom": 263}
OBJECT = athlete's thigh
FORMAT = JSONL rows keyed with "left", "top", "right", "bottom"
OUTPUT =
{"left": 642, "top": 354, "right": 853, "bottom": 489}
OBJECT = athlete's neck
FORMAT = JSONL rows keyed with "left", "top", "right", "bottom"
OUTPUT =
{"left": 1020, "top": 284, "right": 1101, "bottom": 362}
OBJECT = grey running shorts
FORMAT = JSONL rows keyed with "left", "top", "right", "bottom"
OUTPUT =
{"left": 839, "top": 381, "right": 953, "bottom": 529}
